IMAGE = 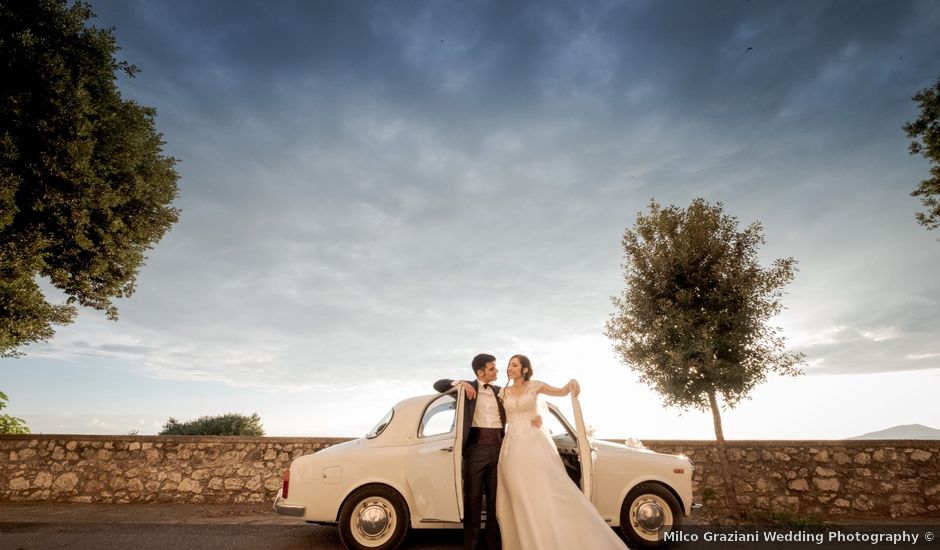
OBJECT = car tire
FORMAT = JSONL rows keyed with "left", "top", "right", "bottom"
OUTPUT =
{"left": 338, "top": 484, "right": 410, "bottom": 550}
{"left": 619, "top": 482, "right": 682, "bottom": 549}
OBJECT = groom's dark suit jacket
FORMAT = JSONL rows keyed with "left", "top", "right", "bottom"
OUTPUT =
{"left": 433, "top": 379, "right": 506, "bottom": 454}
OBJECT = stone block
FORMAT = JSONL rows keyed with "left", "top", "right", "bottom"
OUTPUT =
{"left": 896, "top": 479, "right": 922, "bottom": 493}
{"left": 789, "top": 479, "right": 809, "bottom": 491}
{"left": 911, "top": 450, "right": 932, "bottom": 462}
{"left": 833, "top": 452, "right": 850, "bottom": 465}
{"left": 224, "top": 478, "right": 243, "bottom": 490}
{"left": 33, "top": 471, "right": 53, "bottom": 489}
{"left": 53, "top": 473, "right": 79, "bottom": 492}
{"left": 815, "top": 466, "right": 836, "bottom": 477}
{"left": 245, "top": 476, "right": 262, "bottom": 491}
{"left": 854, "top": 452, "right": 871, "bottom": 465}
{"left": 813, "top": 477, "right": 840, "bottom": 492}
{"left": 814, "top": 451, "right": 829, "bottom": 462}
{"left": 84, "top": 480, "right": 106, "bottom": 493}
{"left": 853, "top": 496, "right": 875, "bottom": 511}
{"left": 178, "top": 478, "right": 201, "bottom": 493}
{"left": 9, "top": 477, "right": 30, "bottom": 491}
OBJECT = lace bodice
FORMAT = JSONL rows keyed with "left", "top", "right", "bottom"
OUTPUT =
{"left": 499, "top": 380, "right": 543, "bottom": 426}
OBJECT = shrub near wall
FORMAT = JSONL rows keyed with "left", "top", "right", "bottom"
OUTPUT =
{"left": 0, "top": 435, "right": 348, "bottom": 503}
{"left": 2, "top": 435, "right": 939, "bottom": 520}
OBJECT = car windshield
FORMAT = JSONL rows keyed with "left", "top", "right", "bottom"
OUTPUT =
{"left": 366, "top": 408, "right": 394, "bottom": 439}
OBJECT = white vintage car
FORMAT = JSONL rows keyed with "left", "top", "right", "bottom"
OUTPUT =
{"left": 273, "top": 387, "right": 695, "bottom": 549}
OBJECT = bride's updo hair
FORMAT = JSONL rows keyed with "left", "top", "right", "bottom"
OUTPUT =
{"left": 511, "top": 354, "right": 533, "bottom": 382}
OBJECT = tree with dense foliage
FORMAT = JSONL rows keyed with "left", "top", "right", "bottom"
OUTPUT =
{"left": 0, "top": 390, "right": 30, "bottom": 434}
{"left": 904, "top": 77, "right": 940, "bottom": 231}
{"left": 605, "top": 198, "right": 805, "bottom": 519}
{"left": 159, "top": 413, "right": 265, "bottom": 436}
{"left": 0, "top": 0, "right": 180, "bottom": 358}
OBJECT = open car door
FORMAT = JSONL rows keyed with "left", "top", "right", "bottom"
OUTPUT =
{"left": 571, "top": 394, "right": 594, "bottom": 502}
{"left": 453, "top": 385, "right": 465, "bottom": 520}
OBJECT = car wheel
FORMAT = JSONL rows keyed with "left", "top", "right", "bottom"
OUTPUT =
{"left": 619, "top": 482, "right": 681, "bottom": 549}
{"left": 338, "top": 484, "right": 410, "bottom": 550}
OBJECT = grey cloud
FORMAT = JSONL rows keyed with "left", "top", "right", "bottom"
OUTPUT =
{"left": 27, "top": 0, "right": 938, "bottom": 393}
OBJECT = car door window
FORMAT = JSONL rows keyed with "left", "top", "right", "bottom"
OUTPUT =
{"left": 419, "top": 394, "right": 456, "bottom": 438}
{"left": 544, "top": 407, "right": 577, "bottom": 448}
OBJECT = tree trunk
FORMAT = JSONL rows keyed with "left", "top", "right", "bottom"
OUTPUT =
{"left": 708, "top": 390, "right": 742, "bottom": 520}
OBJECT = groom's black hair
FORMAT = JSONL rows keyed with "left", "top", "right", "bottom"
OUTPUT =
{"left": 471, "top": 353, "right": 496, "bottom": 376}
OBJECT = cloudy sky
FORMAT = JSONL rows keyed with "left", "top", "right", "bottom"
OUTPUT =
{"left": 5, "top": 0, "right": 940, "bottom": 440}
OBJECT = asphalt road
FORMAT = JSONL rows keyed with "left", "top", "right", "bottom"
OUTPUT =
{"left": 2, "top": 503, "right": 934, "bottom": 550}
{"left": 0, "top": 503, "right": 464, "bottom": 550}
{"left": 0, "top": 522, "right": 463, "bottom": 550}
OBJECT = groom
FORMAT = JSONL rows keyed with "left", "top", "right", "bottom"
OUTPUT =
{"left": 434, "top": 353, "right": 505, "bottom": 550}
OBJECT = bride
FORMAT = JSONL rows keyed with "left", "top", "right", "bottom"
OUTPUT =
{"left": 496, "top": 355, "right": 627, "bottom": 550}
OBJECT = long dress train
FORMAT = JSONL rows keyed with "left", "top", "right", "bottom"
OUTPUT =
{"left": 496, "top": 381, "right": 627, "bottom": 550}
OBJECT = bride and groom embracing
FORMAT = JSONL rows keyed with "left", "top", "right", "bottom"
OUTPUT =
{"left": 434, "top": 353, "right": 627, "bottom": 550}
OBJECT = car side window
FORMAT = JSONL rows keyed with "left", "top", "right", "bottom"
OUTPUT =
{"left": 367, "top": 408, "right": 394, "bottom": 439}
{"left": 419, "top": 394, "right": 456, "bottom": 438}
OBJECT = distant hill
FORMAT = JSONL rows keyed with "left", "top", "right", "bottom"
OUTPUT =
{"left": 848, "top": 424, "right": 940, "bottom": 440}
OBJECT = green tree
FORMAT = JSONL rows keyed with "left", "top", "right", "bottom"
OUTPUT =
{"left": 605, "top": 198, "right": 805, "bottom": 519}
{"left": 159, "top": 413, "right": 265, "bottom": 436}
{"left": 904, "top": 77, "right": 940, "bottom": 231}
{"left": 0, "top": 0, "right": 180, "bottom": 358}
{"left": 0, "top": 390, "right": 30, "bottom": 434}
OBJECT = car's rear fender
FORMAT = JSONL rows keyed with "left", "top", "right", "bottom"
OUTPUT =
{"left": 334, "top": 479, "right": 413, "bottom": 523}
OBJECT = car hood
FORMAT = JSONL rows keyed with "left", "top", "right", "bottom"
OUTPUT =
{"left": 592, "top": 438, "right": 688, "bottom": 464}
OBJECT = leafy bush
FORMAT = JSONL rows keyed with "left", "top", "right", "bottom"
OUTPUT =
{"left": 158, "top": 413, "right": 264, "bottom": 436}
{"left": 0, "top": 391, "right": 30, "bottom": 434}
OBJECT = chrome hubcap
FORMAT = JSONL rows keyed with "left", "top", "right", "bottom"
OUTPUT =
{"left": 635, "top": 499, "right": 665, "bottom": 531}
{"left": 630, "top": 494, "right": 672, "bottom": 540}
{"left": 353, "top": 498, "right": 395, "bottom": 545}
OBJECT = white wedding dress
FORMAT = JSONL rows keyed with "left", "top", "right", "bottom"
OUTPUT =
{"left": 496, "top": 381, "right": 627, "bottom": 550}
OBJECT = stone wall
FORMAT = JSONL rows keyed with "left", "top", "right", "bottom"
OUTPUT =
{"left": 2, "top": 435, "right": 938, "bottom": 520}
{"left": 645, "top": 440, "right": 940, "bottom": 520}
{"left": 0, "top": 435, "right": 346, "bottom": 504}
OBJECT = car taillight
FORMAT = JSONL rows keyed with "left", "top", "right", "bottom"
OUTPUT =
{"left": 282, "top": 469, "right": 290, "bottom": 499}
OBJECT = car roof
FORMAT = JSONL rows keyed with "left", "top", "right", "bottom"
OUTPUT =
{"left": 377, "top": 392, "right": 452, "bottom": 442}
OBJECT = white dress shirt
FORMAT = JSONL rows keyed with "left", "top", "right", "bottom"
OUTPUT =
{"left": 471, "top": 381, "right": 502, "bottom": 429}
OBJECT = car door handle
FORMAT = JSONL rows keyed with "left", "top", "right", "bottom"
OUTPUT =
{"left": 441, "top": 447, "right": 453, "bottom": 452}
